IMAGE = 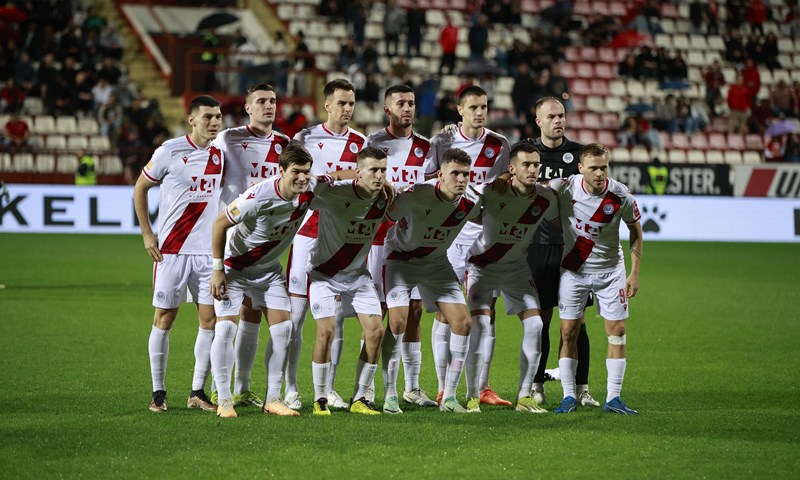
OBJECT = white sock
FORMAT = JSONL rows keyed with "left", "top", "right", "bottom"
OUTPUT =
{"left": 210, "top": 322, "right": 237, "bottom": 401}
{"left": 327, "top": 301, "right": 345, "bottom": 394}
{"left": 518, "top": 316, "right": 543, "bottom": 399}
{"left": 148, "top": 326, "right": 170, "bottom": 392}
{"left": 265, "top": 321, "right": 293, "bottom": 402}
{"left": 559, "top": 357, "right": 578, "bottom": 399}
{"left": 381, "top": 332, "right": 402, "bottom": 399}
{"left": 191, "top": 327, "right": 214, "bottom": 391}
{"left": 354, "top": 359, "right": 378, "bottom": 400}
{"left": 284, "top": 296, "right": 307, "bottom": 395}
{"left": 401, "top": 341, "right": 422, "bottom": 392}
{"left": 432, "top": 320, "right": 451, "bottom": 394}
{"left": 233, "top": 320, "right": 261, "bottom": 395}
{"left": 606, "top": 358, "right": 627, "bottom": 402}
{"left": 466, "top": 315, "right": 487, "bottom": 399}
{"left": 444, "top": 333, "right": 468, "bottom": 399}
{"left": 479, "top": 318, "right": 495, "bottom": 391}
{"left": 312, "top": 361, "right": 330, "bottom": 402}
{"left": 361, "top": 338, "right": 376, "bottom": 392}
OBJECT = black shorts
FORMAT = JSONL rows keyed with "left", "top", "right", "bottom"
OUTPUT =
{"left": 526, "top": 243, "right": 593, "bottom": 311}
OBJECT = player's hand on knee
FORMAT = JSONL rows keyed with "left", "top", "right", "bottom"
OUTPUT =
{"left": 143, "top": 233, "right": 163, "bottom": 262}
{"left": 210, "top": 271, "right": 228, "bottom": 300}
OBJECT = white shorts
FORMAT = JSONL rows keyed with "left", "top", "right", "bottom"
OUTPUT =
{"left": 467, "top": 261, "right": 541, "bottom": 315}
{"left": 369, "top": 244, "right": 421, "bottom": 303}
{"left": 384, "top": 257, "right": 466, "bottom": 313}
{"left": 287, "top": 235, "right": 316, "bottom": 296}
{"left": 214, "top": 264, "right": 291, "bottom": 317}
{"left": 152, "top": 254, "right": 213, "bottom": 309}
{"left": 559, "top": 268, "right": 629, "bottom": 321}
{"left": 446, "top": 243, "right": 470, "bottom": 284}
{"left": 308, "top": 270, "right": 382, "bottom": 320}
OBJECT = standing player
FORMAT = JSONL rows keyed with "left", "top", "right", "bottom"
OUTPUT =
{"left": 213, "top": 83, "right": 291, "bottom": 408}
{"left": 550, "top": 144, "right": 642, "bottom": 415}
{"left": 286, "top": 79, "right": 366, "bottom": 410}
{"left": 527, "top": 96, "right": 599, "bottom": 408}
{"left": 134, "top": 95, "right": 224, "bottom": 413}
{"left": 208, "top": 144, "right": 313, "bottom": 418}
{"left": 423, "top": 85, "right": 511, "bottom": 406}
{"left": 365, "top": 84, "right": 437, "bottom": 407}
{"left": 307, "top": 147, "right": 390, "bottom": 416}
{"left": 464, "top": 141, "right": 557, "bottom": 413}
{"left": 382, "top": 148, "right": 482, "bottom": 414}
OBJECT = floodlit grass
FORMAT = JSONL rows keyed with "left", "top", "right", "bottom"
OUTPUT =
{"left": 1, "top": 234, "right": 798, "bottom": 478}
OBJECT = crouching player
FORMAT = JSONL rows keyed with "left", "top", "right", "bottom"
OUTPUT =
{"left": 465, "top": 140, "right": 558, "bottom": 413}
{"left": 550, "top": 143, "right": 643, "bottom": 415}
{"left": 208, "top": 144, "right": 315, "bottom": 418}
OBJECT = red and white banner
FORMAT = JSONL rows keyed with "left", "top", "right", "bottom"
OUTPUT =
{"left": 734, "top": 164, "right": 800, "bottom": 197}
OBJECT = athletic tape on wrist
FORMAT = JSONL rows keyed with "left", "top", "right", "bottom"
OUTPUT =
{"left": 212, "top": 258, "right": 224, "bottom": 270}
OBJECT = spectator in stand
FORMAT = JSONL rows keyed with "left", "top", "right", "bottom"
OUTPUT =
{"left": 653, "top": 94, "right": 677, "bottom": 132}
{"left": 764, "top": 133, "right": 786, "bottom": 162}
{"left": 348, "top": 1, "right": 367, "bottom": 47}
{"left": 361, "top": 39, "right": 379, "bottom": 72}
{"left": 435, "top": 91, "right": 461, "bottom": 128}
{"left": 61, "top": 56, "right": 79, "bottom": 92}
{"left": 100, "top": 23, "right": 125, "bottom": 60}
{"left": 98, "top": 92, "right": 123, "bottom": 145}
{"left": 618, "top": 52, "right": 638, "bottom": 79}
{"left": 548, "top": 25, "right": 570, "bottom": 62}
{"left": 744, "top": 33, "right": 763, "bottom": 65}
{"left": 668, "top": 50, "right": 689, "bottom": 83}
{"left": 0, "top": 78, "right": 25, "bottom": 113}
{"left": 119, "top": 125, "right": 145, "bottom": 185}
{"left": 749, "top": 98, "right": 775, "bottom": 134}
{"left": 72, "top": 70, "right": 95, "bottom": 116}
{"left": 505, "top": 39, "right": 528, "bottom": 76}
{"left": 14, "top": 51, "right": 37, "bottom": 96}
{"left": 762, "top": 32, "right": 781, "bottom": 71}
{"left": 783, "top": 4, "right": 800, "bottom": 38}
{"left": 635, "top": 45, "right": 659, "bottom": 81}
{"left": 438, "top": 15, "right": 458, "bottom": 75}
{"left": 338, "top": 38, "right": 360, "bottom": 71}
{"left": 654, "top": 47, "right": 672, "bottom": 83}
{"left": 37, "top": 52, "right": 60, "bottom": 112}
{"left": 2, "top": 112, "right": 32, "bottom": 154}
{"left": 702, "top": 60, "right": 726, "bottom": 117}
{"left": 406, "top": 0, "right": 426, "bottom": 57}
{"left": 548, "top": 64, "right": 571, "bottom": 106}
{"left": 92, "top": 77, "right": 114, "bottom": 112}
{"left": 467, "top": 14, "right": 490, "bottom": 61}
{"left": 770, "top": 80, "right": 797, "bottom": 117}
{"left": 689, "top": 98, "right": 710, "bottom": 132}
{"left": 275, "top": 101, "right": 307, "bottom": 139}
{"left": 59, "top": 27, "right": 84, "bottom": 62}
{"left": 741, "top": 57, "right": 761, "bottom": 106}
{"left": 746, "top": 0, "right": 767, "bottom": 36}
{"left": 83, "top": 6, "right": 107, "bottom": 33}
{"left": 784, "top": 133, "right": 800, "bottom": 162}
{"left": 726, "top": 0, "right": 746, "bottom": 31}
{"left": 690, "top": 1, "right": 706, "bottom": 33}
{"left": 728, "top": 74, "right": 752, "bottom": 134}
{"left": 617, "top": 116, "right": 643, "bottom": 148}
{"left": 674, "top": 96, "right": 697, "bottom": 134}
{"left": 97, "top": 56, "right": 122, "bottom": 86}
{"left": 724, "top": 29, "right": 746, "bottom": 67}
{"left": 583, "top": 14, "right": 621, "bottom": 47}
{"left": 383, "top": 0, "right": 406, "bottom": 57}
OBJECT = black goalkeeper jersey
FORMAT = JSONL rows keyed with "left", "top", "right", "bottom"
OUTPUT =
{"left": 531, "top": 136, "right": 584, "bottom": 245}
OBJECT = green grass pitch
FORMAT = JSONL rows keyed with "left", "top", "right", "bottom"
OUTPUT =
{"left": 1, "top": 234, "right": 798, "bottom": 478}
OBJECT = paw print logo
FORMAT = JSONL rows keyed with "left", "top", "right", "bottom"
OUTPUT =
{"left": 641, "top": 204, "right": 667, "bottom": 233}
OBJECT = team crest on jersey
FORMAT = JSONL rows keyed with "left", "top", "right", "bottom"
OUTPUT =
{"left": 390, "top": 292, "right": 398, "bottom": 300}
{"left": 532, "top": 206, "right": 542, "bottom": 216}
{"left": 317, "top": 142, "right": 324, "bottom": 149}
{"left": 210, "top": 152, "right": 221, "bottom": 165}
{"left": 156, "top": 291, "right": 166, "bottom": 302}
{"left": 559, "top": 301, "right": 566, "bottom": 310}
{"left": 563, "top": 153, "right": 574, "bottom": 163}
{"left": 414, "top": 147, "right": 424, "bottom": 158}
{"left": 484, "top": 147, "right": 496, "bottom": 159}
{"left": 377, "top": 200, "right": 385, "bottom": 209}
{"left": 242, "top": 142, "right": 248, "bottom": 150}
{"left": 349, "top": 143, "right": 359, "bottom": 153}
{"left": 275, "top": 144, "right": 283, "bottom": 154}
{"left": 603, "top": 204, "right": 614, "bottom": 215}
{"left": 300, "top": 201, "right": 309, "bottom": 210}
{"left": 455, "top": 211, "right": 466, "bottom": 220}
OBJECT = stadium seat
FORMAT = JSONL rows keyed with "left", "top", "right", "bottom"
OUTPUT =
{"left": 67, "top": 135, "right": 89, "bottom": 151}
{"left": 34, "top": 153, "right": 55, "bottom": 173}
{"left": 34, "top": 115, "right": 56, "bottom": 134}
{"left": 569, "top": 112, "right": 585, "bottom": 129}
{"left": 45, "top": 135, "right": 67, "bottom": 150}
{"left": 56, "top": 155, "right": 78, "bottom": 173}
{"left": 611, "top": 147, "right": 631, "bottom": 162}
{"left": 605, "top": 96, "right": 626, "bottom": 113}
{"left": 597, "top": 130, "right": 616, "bottom": 147}
{"left": 576, "top": 130, "right": 597, "bottom": 144}
{"left": 601, "top": 113, "right": 620, "bottom": 129}
{"left": 493, "top": 94, "right": 513, "bottom": 111}
{"left": 586, "top": 96, "right": 604, "bottom": 113}
{"left": 98, "top": 155, "right": 123, "bottom": 175}
{"left": 571, "top": 79, "right": 592, "bottom": 96}
{"left": 687, "top": 150, "right": 706, "bottom": 163}
{"left": 670, "top": 133, "right": 690, "bottom": 150}
{"left": 609, "top": 80, "right": 627, "bottom": 97}
{"left": 705, "top": 150, "right": 724, "bottom": 164}
{"left": 689, "top": 133, "right": 709, "bottom": 150}
{"left": 745, "top": 134, "right": 765, "bottom": 151}
{"left": 598, "top": 47, "right": 617, "bottom": 64}
{"left": 12, "top": 153, "right": 35, "bottom": 172}
{"left": 708, "top": 133, "right": 727, "bottom": 150}
{"left": 743, "top": 151, "right": 762, "bottom": 164}
{"left": 727, "top": 134, "right": 745, "bottom": 151}
{"left": 724, "top": 151, "right": 743, "bottom": 164}
{"left": 689, "top": 35, "right": 708, "bottom": 51}
{"left": 23, "top": 97, "right": 43, "bottom": 115}
{"left": 89, "top": 136, "right": 111, "bottom": 151}
{"left": 590, "top": 79, "right": 610, "bottom": 96}
{"left": 579, "top": 47, "right": 597, "bottom": 62}
{"left": 708, "top": 35, "right": 725, "bottom": 50}
{"left": 594, "top": 63, "right": 614, "bottom": 80}
{"left": 583, "top": 112, "right": 601, "bottom": 129}
{"left": 630, "top": 146, "right": 650, "bottom": 162}
{"left": 0, "top": 153, "right": 10, "bottom": 172}
{"left": 667, "top": 149, "right": 687, "bottom": 163}
{"left": 77, "top": 117, "right": 100, "bottom": 135}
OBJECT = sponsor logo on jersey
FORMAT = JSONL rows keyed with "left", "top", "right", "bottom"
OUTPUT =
{"left": 182, "top": 156, "right": 188, "bottom": 164}
{"left": 563, "top": 152, "right": 574, "bottom": 163}
{"left": 275, "top": 143, "right": 282, "bottom": 154}
{"left": 317, "top": 142, "right": 324, "bottom": 149}
{"left": 484, "top": 147, "right": 495, "bottom": 159}
{"left": 242, "top": 142, "right": 248, "bottom": 150}
{"left": 382, "top": 147, "right": 389, "bottom": 154}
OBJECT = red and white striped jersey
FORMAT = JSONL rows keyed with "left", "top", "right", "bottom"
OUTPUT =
{"left": 467, "top": 182, "right": 558, "bottom": 268}
{"left": 223, "top": 175, "right": 316, "bottom": 273}
{"left": 293, "top": 123, "right": 367, "bottom": 175}
{"left": 142, "top": 135, "right": 224, "bottom": 255}
{"left": 423, "top": 126, "right": 510, "bottom": 246}
{"left": 216, "top": 125, "right": 290, "bottom": 205}
{"left": 308, "top": 178, "right": 389, "bottom": 278}
{"left": 366, "top": 128, "right": 430, "bottom": 188}
{"left": 550, "top": 176, "right": 640, "bottom": 273}
{"left": 385, "top": 179, "right": 482, "bottom": 263}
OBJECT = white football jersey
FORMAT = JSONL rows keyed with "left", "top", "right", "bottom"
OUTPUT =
{"left": 308, "top": 178, "right": 389, "bottom": 278}
{"left": 223, "top": 176, "right": 316, "bottom": 272}
{"left": 216, "top": 125, "right": 290, "bottom": 205}
{"left": 385, "top": 179, "right": 482, "bottom": 263}
{"left": 293, "top": 123, "right": 366, "bottom": 175}
{"left": 550, "top": 176, "right": 641, "bottom": 273}
{"left": 467, "top": 182, "right": 558, "bottom": 267}
{"left": 142, "top": 135, "right": 224, "bottom": 255}
{"left": 366, "top": 128, "right": 430, "bottom": 187}
{"left": 423, "top": 126, "right": 510, "bottom": 245}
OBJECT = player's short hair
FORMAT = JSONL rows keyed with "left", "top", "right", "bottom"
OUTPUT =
{"left": 579, "top": 143, "right": 610, "bottom": 163}
{"left": 357, "top": 146, "right": 388, "bottom": 167}
{"left": 384, "top": 84, "right": 414, "bottom": 102}
{"left": 188, "top": 95, "right": 220, "bottom": 114}
{"left": 534, "top": 96, "right": 564, "bottom": 114}
{"left": 246, "top": 83, "right": 276, "bottom": 101}
{"left": 279, "top": 143, "right": 313, "bottom": 171}
{"left": 458, "top": 85, "right": 487, "bottom": 104}
{"left": 324, "top": 78, "right": 355, "bottom": 99}
{"left": 510, "top": 139, "right": 540, "bottom": 163}
{"left": 440, "top": 148, "right": 472, "bottom": 167}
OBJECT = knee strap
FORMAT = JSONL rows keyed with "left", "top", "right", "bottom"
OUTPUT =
{"left": 608, "top": 334, "right": 627, "bottom": 346}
